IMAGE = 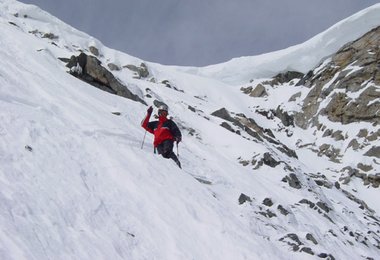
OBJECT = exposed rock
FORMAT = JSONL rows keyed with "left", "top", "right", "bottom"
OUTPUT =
{"left": 161, "top": 80, "right": 171, "bottom": 87}
{"left": 318, "top": 253, "right": 335, "bottom": 259}
{"left": 295, "top": 26, "right": 380, "bottom": 128}
{"left": 306, "top": 233, "right": 318, "bottom": 245}
{"left": 8, "top": 21, "right": 18, "bottom": 27}
{"left": 323, "top": 89, "right": 379, "bottom": 124}
{"left": 339, "top": 176, "right": 351, "bottom": 185}
{"left": 25, "top": 145, "right": 33, "bottom": 152}
{"left": 357, "top": 163, "right": 373, "bottom": 172}
{"left": 288, "top": 92, "right": 301, "bottom": 102}
{"left": 364, "top": 146, "right": 380, "bottom": 158}
{"left": 258, "top": 209, "right": 277, "bottom": 218}
{"left": 282, "top": 173, "right": 302, "bottom": 189}
{"left": 318, "top": 144, "right": 341, "bottom": 162}
{"left": 89, "top": 46, "right": 99, "bottom": 56}
{"left": 262, "top": 198, "right": 274, "bottom": 207}
{"left": 138, "top": 63, "right": 149, "bottom": 78}
{"left": 331, "top": 130, "right": 345, "bottom": 141}
{"left": 238, "top": 193, "right": 252, "bottom": 205}
{"left": 300, "top": 247, "right": 314, "bottom": 255}
{"left": 314, "top": 179, "right": 333, "bottom": 189}
{"left": 188, "top": 105, "right": 196, "bottom": 112}
{"left": 341, "top": 189, "right": 374, "bottom": 213}
{"left": 299, "top": 199, "right": 315, "bottom": 209}
{"left": 279, "top": 233, "right": 303, "bottom": 251}
{"left": 277, "top": 205, "right": 289, "bottom": 216}
{"left": 316, "top": 201, "right": 331, "bottom": 213}
{"left": 271, "top": 71, "right": 304, "bottom": 85}
{"left": 275, "top": 106, "right": 294, "bottom": 127}
{"left": 233, "top": 115, "right": 264, "bottom": 141}
{"left": 296, "top": 70, "right": 313, "bottom": 86}
{"left": 347, "top": 139, "right": 360, "bottom": 150}
{"left": 240, "top": 86, "right": 253, "bottom": 94}
{"left": 220, "top": 122, "right": 235, "bottom": 133}
{"left": 255, "top": 109, "right": 274, "bottom": 120}
{"left": 323, "top": 129, "right": 333, "bottom": 137}
{"left": 262, "top": 152, "right": 281, "bottom": 168}
{"left": 249, "top": 84, "right": 267, "bottom": 97}
{"left": 194, "top": 177, "right": 212, "bottom": 185}
{"left": 107, "top": 63, "right": 121, "bottom": 71}
{"left": 153, "top": 100, "right": 168, "bottom": 110}
{"left": 65, "top": 53, "right": 145, "bottom": 105}
{"left": 368, "top": 174, "right": 380, "bottom": 187}
{"left": 213, "top": 110, "right": 298, "bottom": 163}
{"left": 66, "top": 53, "right": 86, "bottom": 70}
{"left": 341, "top": 166, "right": 359, "bottom": 177}
{"left": 239, "top": 159, "right": 250, "bottom": 167}
{"left": 358, "top": 129, "right": 368, "bottom": 138}
{"left": 367, "top": 129, "right": 380, "bottom": 141}
{"left": 123, "top": 63, "right": 149, "bottom": 78}
{"left": 211, "top": 108, "right": 235, "bottom": 122}
{"left": 42, "top": 32, "right": 58, "bottom": 40}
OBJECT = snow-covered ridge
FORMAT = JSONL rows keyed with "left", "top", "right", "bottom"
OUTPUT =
{"left": 2, "top": 0, "right": 380, "bottom": 86}
{"left": 172, "top": 3, "right": 380, "bottom": 85}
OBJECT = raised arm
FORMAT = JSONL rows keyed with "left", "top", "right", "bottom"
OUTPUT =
{"left": 141, "top": 106, "right": 154, "bottom": 134}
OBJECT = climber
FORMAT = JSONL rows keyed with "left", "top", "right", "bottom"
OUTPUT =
{"left": 141, "top": 104, "right": 182, "bottom": 168}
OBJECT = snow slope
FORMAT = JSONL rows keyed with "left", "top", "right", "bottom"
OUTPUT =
{"left": 0, "top": 1, "right": 379, "bottom": 259}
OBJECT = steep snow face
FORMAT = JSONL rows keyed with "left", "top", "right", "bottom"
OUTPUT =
{"left": 0, "top": 3, "right": 274, "bottom": 260}
{"left": 0, "top": 1, "right": 380, "bottom": 260}
{"left": 170, "top": 3, "right": 380, "bottom": 85}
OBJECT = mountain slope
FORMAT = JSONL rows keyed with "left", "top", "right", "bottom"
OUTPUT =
{"left": 172, "top": 3, "right": 380, "bottom": 85}
{"left": 1, "top": 3, "right": 279, "bottom": 259}
{"left": 0, "top": 1, "right": 379, "bottom": 259}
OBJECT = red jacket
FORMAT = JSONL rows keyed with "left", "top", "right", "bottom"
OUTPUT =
{"left": 141, "top": 112, "right": 181, "bottom": 147}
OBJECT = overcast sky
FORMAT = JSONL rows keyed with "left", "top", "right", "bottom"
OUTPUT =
{"left": 20, "top": 0, "right": 379, "bottom": 66}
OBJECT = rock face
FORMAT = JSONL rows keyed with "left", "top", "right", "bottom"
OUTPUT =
{"left": 123, "top": 63, "right": 149, "bottom": 78}
{"left": 240, "top": 84, "right": 268, "bottom": 97}
{"left": 65, "top": 53, "right": 146, "bottom": 105}
{"left": 211, "top": 107, "right": 298, "bottom": 171}
{"left": 236, "top": 26, "right": 380, "bottom": 189}
{"left": 295, "top": 26, "right": 380, "bottom": 128}
{"left": 270, "top": 71, "right": 304, "bottom": 86}
{"left": 285, "top": 26, "right": 380, "bottom": 187}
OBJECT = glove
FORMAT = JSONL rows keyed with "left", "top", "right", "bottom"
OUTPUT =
{"left": 147, "top": 106, "right": 153, "bottom": 114}
{"left": 175, "top": 136, "right": 182, "bottom": 143}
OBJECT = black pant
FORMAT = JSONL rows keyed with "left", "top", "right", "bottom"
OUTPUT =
{"left": 157, "top": 140, "right": 181, "bottom": 168}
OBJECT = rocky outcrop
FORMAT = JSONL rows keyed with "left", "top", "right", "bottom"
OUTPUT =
{"left": 211, "top": 108, "right": 235, "bottom": 122}
{"left": 269, "top": 71, "right": 304, "bottom": 86}
{"left": 275, "top": 106, "right": 294, "bottom": 127}
{"left": 123, "top": 63, "right": 149, "bottom": 78}
{"left": 89, "top": 46, "right": 99, "bottom": 56}
{"left": 238, "top": 193, "right": 252, "bottom": 205}
{"left": 107, "top": 63, "right": 121, "bottom": 71}
{"left": 212, "top": 107, "right": 298, "bottom": 170}
{"left": 240, "top": 84, "right": 268, "bottom": 97}
{"left": 282, "top": 173, "right": 302, "bottom": 189}
{"left": 364, "top": 146, "right": 380, "bottom": 158}
{"left": 64, "top": 53, "right": 146, "bottom": 105}
{"left": 295, "top": 26, "right": 380, "bottom": 128}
